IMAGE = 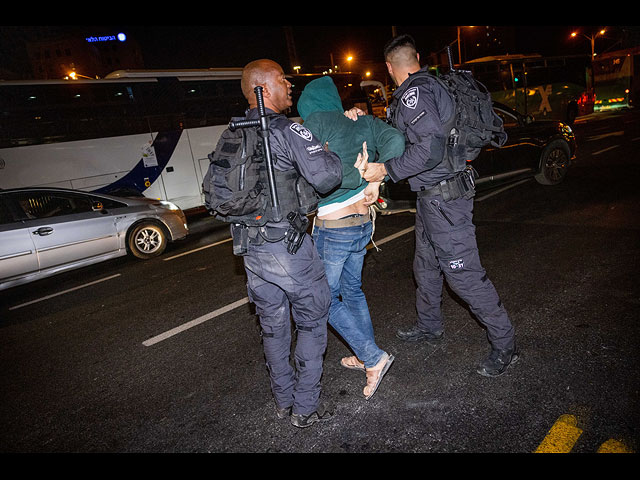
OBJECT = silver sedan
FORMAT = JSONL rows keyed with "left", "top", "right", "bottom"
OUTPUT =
{"left": 0, "top": 187, "right": 188, "bottom": 291}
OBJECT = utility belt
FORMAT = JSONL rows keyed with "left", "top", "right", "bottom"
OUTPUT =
{"left": 417, "top": 166, "right": 478, "bottom": 202}
{"left": 314, "top": 211, "right": 371, "bottom": 229}
{"left": 232, "top": 211, "right": 309, "bottom": 256}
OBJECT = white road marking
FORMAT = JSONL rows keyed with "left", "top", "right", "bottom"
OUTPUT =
{"left": 592, "top": 145, "right": 620, "bottom": 155}
{"left": 163, "top": 238, "right": 232, "bottom": 261}
{"left": 142, "top": 297, "right": 250, "bottom": 346}
{"left": 146, "top": 226, "right": 418, "bottom": 346}
{"left": 9, "top": 274, "right": 121, "bottom": 310}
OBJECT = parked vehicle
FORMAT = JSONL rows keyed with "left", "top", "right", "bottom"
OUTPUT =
{"left": 0, "top": 187, "right": 188, "bottom": 291}
{"left": 375, "top": 102, "right": 577, "bottom": 213}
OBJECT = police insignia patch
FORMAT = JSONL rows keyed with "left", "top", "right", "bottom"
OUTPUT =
{"left": 402, "top": 87, "right": 419, "bottom": 109}
{"left": 289, "top": 123, "right": 313, "bottom": 141}
{"left": 449, "top": 259, "right": 464, "bottom": 270}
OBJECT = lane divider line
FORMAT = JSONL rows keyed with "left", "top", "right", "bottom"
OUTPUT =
{"left": 146, "top": 226, "right": 417, "bottom": 346}
{"left": 142, "top": 297, "right": 249, "bottom": 347}
{"left": 534, "top": 414, "right": 583, "bottom": 453}
{"left": 366, "top": 226, "right": 415, "bottom": 250}
{"left": 592, "top": 145, "right": 620, "bottom": 156}
{"left": 535, "top": 414, "right": 635, "bottom": 453}
{"left": 597, "top": 438, "right": 634, "bottom": 453}
{"left": 163, "top": 238, "right": 232, "bottom": 261}
{"left": 9, "top": 274, "right": 122, "bottom": 311}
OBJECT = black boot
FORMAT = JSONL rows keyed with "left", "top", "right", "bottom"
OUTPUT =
{"left": 476, "top": 346, "right": 519, "bottom": 377}
{"left": 275, "top": 404, "right": 292, "bottom": 419}
{"left": 290, "top": 402, "right": 334, "bottom": 428}
{"left": 396, "top": 325, "right": 444, "bottom": 345}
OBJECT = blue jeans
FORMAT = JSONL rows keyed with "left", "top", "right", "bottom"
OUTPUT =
{"left": 312, "top": 220, "right": 385, "bottom": 368}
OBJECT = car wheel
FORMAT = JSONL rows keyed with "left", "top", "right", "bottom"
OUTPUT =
{"left": 127, "top": 221, "right": 167, "bottom": 259}
{"left": 534, "top": 139, "right": 570, "bottom": 185}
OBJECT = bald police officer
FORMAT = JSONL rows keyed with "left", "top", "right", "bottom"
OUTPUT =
{"left": 237, "top": 60, "right": 342, "bottom": 426}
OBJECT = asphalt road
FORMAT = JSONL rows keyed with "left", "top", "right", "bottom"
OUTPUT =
{"left": 1, "top": 109, "right": 638, "bottom": 454}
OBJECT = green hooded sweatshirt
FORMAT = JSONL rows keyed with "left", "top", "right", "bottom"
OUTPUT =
{"left": 297, "top": 76, "right": 405, "bottom": 208}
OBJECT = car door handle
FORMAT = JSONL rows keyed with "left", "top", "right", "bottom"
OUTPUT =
{"left": 33, "top": 227, "right": 54, "bottom": 236}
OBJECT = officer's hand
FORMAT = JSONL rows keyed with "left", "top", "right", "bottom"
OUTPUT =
{"left": 363, "top": 163, "right": 387, "bottom": 183}
{"left": 344, "top": 107, "right": 365, "bottom": 121}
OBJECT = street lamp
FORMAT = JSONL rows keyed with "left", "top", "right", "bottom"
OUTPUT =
{"left": 570, "top": 28, "right": 606, "bottom": 58}
{"left": 67, "top": 71, "right": 96, "bottom": 80}
{"left": 457, "top": 26, "right": 475, "bottom": 64}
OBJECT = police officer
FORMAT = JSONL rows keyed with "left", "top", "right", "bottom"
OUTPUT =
{"left": 360, "top": 35, "right": 518, "bottom": 377}
{"left": 237, "top": 59, "right": 342, "bottom": 426}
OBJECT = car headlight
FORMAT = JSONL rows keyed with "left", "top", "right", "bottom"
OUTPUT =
{"left": 156, "top": 200, "right": 180, "bottom": 211}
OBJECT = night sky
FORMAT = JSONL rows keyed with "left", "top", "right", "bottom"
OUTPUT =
{"left": 116, "top": 25, "right": 628, "bottom": 73}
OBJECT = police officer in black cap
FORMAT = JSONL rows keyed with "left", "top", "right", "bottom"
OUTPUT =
{"left": 359, "top": 35, "right": 518, "bottom": 377}
{"left": 237, "top": 59, "right": 342, "bottom": 426}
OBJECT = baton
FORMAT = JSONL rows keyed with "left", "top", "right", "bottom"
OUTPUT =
{"left": 229, "top": 86, "right": 282, "bottom": 222}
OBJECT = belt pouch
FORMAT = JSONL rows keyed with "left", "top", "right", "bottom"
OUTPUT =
{"left": 232, "top": 224, "right": 249, "bottom": 256}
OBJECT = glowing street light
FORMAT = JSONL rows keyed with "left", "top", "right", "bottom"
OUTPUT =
{"left": 571, "top": 28, "right": 606, "bottom": 58}
{"left": 66, "top": 71, "right": 96, "bottom": 80}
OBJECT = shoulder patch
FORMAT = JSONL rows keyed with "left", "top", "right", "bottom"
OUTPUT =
{"left": 289, "top": 123, "right": 313, "bottom": 141}
{"left": 402, "top": 86, "right": 419, "bottom": 109}
{"left": 305, "top": 143, "right": 325, "bottom": 156}
{"left": 410, "top": 110, "right": 426, "bottom": 125}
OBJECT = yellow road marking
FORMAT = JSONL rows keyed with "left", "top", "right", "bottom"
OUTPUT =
{"left": 534, "top": 414, "right": 583, "bottom": 453}
{"left": 597, "top": 439, "right": 634, "bottom": 453}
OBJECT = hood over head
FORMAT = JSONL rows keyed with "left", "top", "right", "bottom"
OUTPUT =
{"left": 297, "top": 76, "right": 344, "bottom": 121}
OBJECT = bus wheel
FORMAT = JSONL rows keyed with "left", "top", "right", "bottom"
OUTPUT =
{"left": 535, "top": 139, "right": 570, "bottom": 186}
{"left": 127, "top": 221, "right": 167, "bottom": 259}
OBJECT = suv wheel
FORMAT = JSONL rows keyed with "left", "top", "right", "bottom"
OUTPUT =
{"left": 534, "top": 139, "right": 570, "bottom": 186}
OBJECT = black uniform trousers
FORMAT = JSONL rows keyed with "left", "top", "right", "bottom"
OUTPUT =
{"left": 413, "top": 194, "right": 515, "bottom": 351}
{"left": 242, "top": 233, "right": 331, "bottom": 416}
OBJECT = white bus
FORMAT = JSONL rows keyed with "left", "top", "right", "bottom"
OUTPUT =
{"left": 0, "top": 69, "right": 379, "bottom": 213}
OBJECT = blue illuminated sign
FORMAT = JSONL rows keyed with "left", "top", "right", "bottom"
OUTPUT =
{"left": 86, "top": 33, "right": 127, "bottom": 43}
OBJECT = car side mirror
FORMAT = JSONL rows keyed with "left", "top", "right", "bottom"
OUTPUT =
{"left": 92, "top": 201, "right": 108, "bottom": 213}
{"left": 525, "top": 114, "right": 534, "bottom": 124}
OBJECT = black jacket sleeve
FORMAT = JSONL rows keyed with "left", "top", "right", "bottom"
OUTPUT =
{"left": 271, "top": 116, "right": 342, "bottom": 194}
{"left": 385, "top": 78, "right": 454, "bottom": 183}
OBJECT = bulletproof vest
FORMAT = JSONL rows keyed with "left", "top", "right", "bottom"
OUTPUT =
{"left": 389, "top": 69, "right": 507, "bottom": 174}
{"left": 203, "top": 123, "right": 318, "bottom": 227}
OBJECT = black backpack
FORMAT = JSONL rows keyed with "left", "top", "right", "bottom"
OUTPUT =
{"left": 202, "top": 120, "right": 318, "bottom": 227}
{"left": 436, "top": 67, "right": 507, "bottom": 172}
{"left": 203, "top": 124, "right": 270, "bottom": 226}
{"left": 395, "top": 51, "right": 507, "bottom": 174}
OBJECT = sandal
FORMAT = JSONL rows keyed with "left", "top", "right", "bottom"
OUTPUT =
{"left": 340, "top": 356, "right": 365, "bottom": 371}
{"left": 363, "top": 352, "right": 395, "bottom": 400}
